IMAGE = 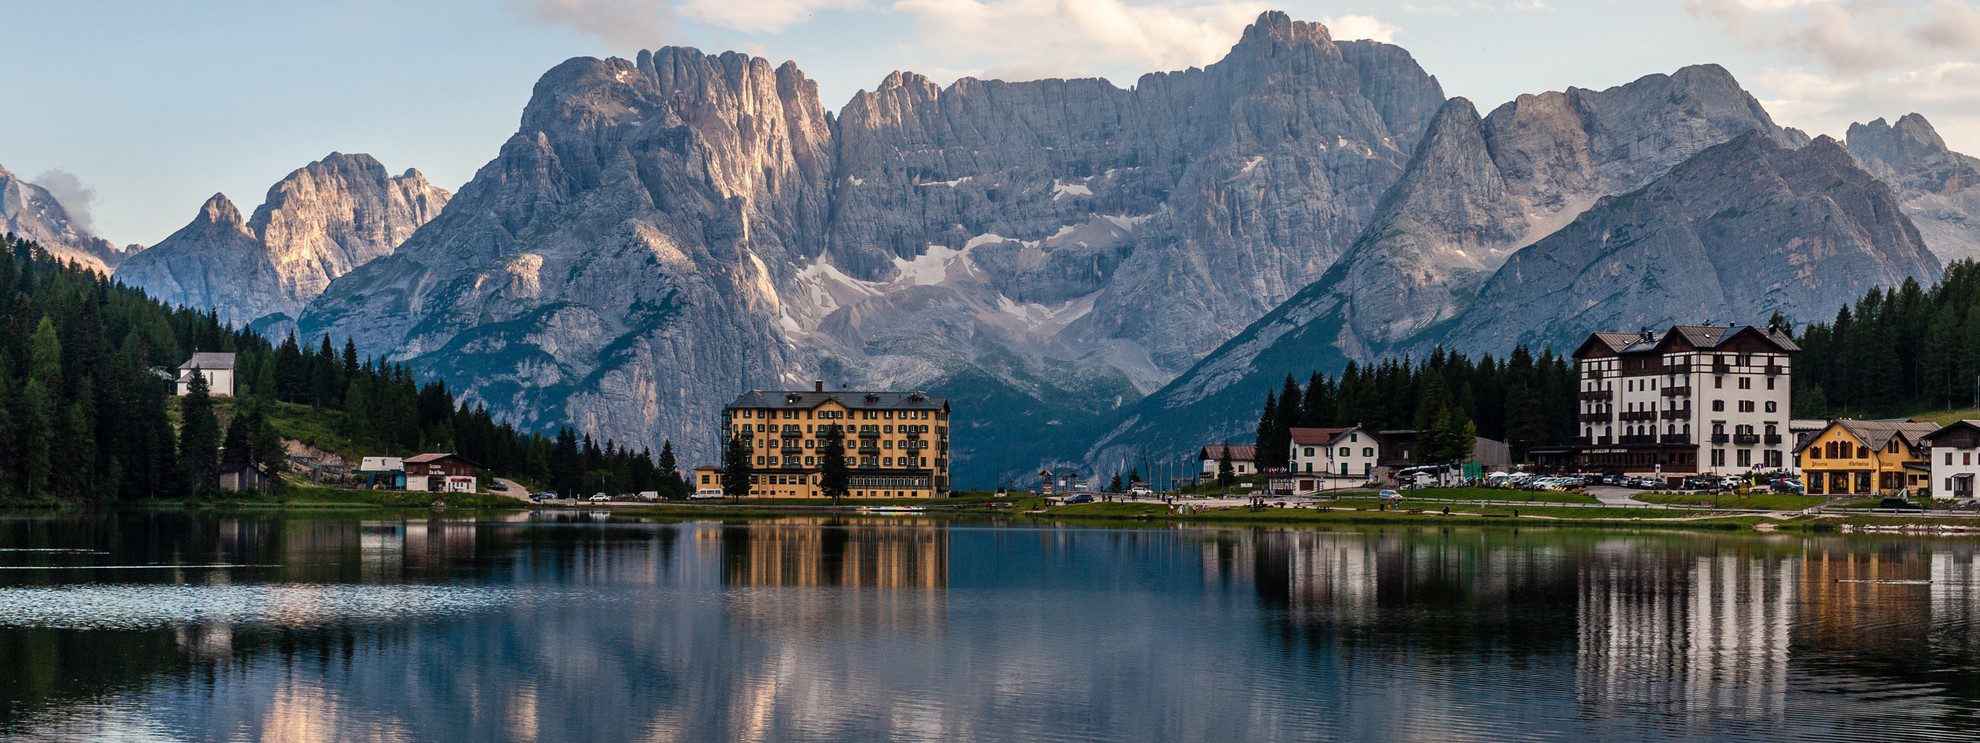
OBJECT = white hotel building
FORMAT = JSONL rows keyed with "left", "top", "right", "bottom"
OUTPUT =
{"left": 1571, "top": 325, "right": 1797, "bottom": 476}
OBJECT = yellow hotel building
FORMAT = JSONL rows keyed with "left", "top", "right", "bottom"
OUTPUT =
{"left": 716, "top": 382, "right": 951, "bottom": 498}
{"left": 1795, "top": 419, "right": 1938, "bottom": 497}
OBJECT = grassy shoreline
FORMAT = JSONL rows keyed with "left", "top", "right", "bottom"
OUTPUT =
{"left": 12, "top": 483, "right": 1980, "bottom": 536}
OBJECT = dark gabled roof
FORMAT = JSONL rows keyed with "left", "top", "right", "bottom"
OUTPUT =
{"left": 179, "top": 351, "right": 237, "bottom": 370}
{"left": 1921, "top": 420, "right": 1980, "bottom": 444}
{"left": 1578, "top": 324, "right": 1799, "bottom": 359}
{"left": 1200, "top": 445, "right": 1256, "bottom": 461}
{"left": 727, "top": 389, "right": 949, "bottom": 411}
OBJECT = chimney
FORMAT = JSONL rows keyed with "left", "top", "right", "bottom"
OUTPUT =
{"left": 813, "top": 380, "right": 824, "bottom": 392}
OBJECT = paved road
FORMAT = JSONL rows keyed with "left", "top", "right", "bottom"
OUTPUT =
{"left": 491, "top": 478, "right": 533, "bottom": 502}
{"left": 1585, "top": 485, "right": 1655, "bottom": 507}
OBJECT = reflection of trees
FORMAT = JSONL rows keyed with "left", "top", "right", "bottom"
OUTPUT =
{"left": 1789, "top": 543, "right": 1980, "bottom": 734}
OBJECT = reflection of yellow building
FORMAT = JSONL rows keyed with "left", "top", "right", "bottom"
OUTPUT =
{"left": 1796, "top": 419, "right": 1937, "bottom": 496}
{"left": 714, "top": 522, "right": 948, "bottom": 589}
{"left": 721, "top": 383, "right": 951, "bottom": 498}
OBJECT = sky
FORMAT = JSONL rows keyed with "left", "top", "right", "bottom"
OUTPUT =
{"left": 4, "top": 0, "right": 1979, "bottom": 247}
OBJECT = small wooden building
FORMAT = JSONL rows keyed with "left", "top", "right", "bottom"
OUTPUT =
{"left": 404, "top": 453, "right": 483, "bottom": 493}
{"left": 217, "top": 462, "right": 270, "bottom": 493}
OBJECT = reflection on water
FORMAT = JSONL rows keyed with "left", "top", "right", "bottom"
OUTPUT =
{"left": 3, "top": 515, "right": 1980, "bottom": 741}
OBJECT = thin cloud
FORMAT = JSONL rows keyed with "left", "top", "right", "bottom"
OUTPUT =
{"left": 893, "top": 0, "right": 1408, "bottom": 84}
{"left": 510, "top": 0, "right": 676, "bottom": 50}
{"left": 1687, "top": 0, "right": 1980, "bottom": 150}
{"left": 31, "top": 169, "right": 97, "bottom": 234}
{"left": 680, "top": 0, "right": 867, "bottom": 32}
{"left": 1324, "top": 14, "right": 1401, "bottom": 43}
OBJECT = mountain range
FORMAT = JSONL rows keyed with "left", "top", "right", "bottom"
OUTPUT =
{"left": 115, "top": 153, "right": 451, "bottom": 331}
{"left": 10, "top": 10, "right": 1979, "bottom": 486}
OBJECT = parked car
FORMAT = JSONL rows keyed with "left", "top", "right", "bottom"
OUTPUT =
{"left": 588, "top": 493, "right": 610, "bottom": 503}
{"left": 1128, "top": 485, "right": 1152, "bottom": 496}
{"left": 529, "top": 492, "right": 556, "bottom": 502}
{"left": 636, "top": 491, "right": 660, "bottom": 501}
{"left": 691, "top": 488, "right": 724, "bottom": 500}
{"left": 1378, "top": 490, "right": 1403, "bottom": 502}
{"left": 1063, "top": 494, "right": 1094, "bottom": 505}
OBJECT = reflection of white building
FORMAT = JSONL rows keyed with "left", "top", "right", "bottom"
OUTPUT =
{"left": 1577, "top": 553, "right": 1795, "bottom": 721}
{"left": 1932, "top": 552, "right": 1980, "bottom": 628}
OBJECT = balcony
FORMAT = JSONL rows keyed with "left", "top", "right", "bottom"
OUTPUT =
{"left": 1580, "top": 413, "right": 1609, "bottom": 423}
{"left": 1573, "top": 436, "right": 1611, "bottom": 446}
{"left": 1734, "top": 433, "right": 1761, "bottom": 445}
{"left": 1661, "top": 385, "right": 1692, "bottom": 397}
{"left": 1713, "top": 363, "right": 1733, "bottom": 375}
{"left": 1764, "top": 364, "right": 1782, "bottom": 376}
{"left": 1763, "top": 434, "right": 1783, "bottom": 445}
{"left": 1661, "top": 408, "right": 1691, "bottom": 420}
{"left": 1666, "top": 364, "right": 1692, "bottom": 376}
{"left": 1579, "top": 389, "right": 1613, "bottom": 401}
{"left": 858, "top": 429, "right": 879, "bottom": 438}
{"left": 1620, "top": 410, "right": 1658, "bottom": 422}
{"left": 780, "top": 428, "right": 801, "bottom": 438}
{"left": 1661, "top": 434, "right": 1693, "bottom": 445}
{"left": 1710, "top": 433, "right": 1731, "bottom": 444}
{"left": 1617, "top": 435, "right": 1656, "bottom": 445}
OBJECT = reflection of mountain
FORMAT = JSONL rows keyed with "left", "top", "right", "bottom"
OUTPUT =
{"left": 11, "top": 520, "right": 1980, "bottom": 740}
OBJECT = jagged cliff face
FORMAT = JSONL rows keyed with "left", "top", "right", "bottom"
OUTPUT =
{"left": 299, "top": 12, "right": 1447, "bottom": 483}
{"left": 1424, "top": 134, "right": 1941, "bottom": 352}
{"left": 1084, "top": 66, "right": 1804, "bottom": 471}
{"left": 1846, "top": 113, "right": 1980, "bottom": 262}
{"left": 0, "top": 163, "right": 125, "bottom": 273}
{"left": 115, "top": 153, "right": 449, "bottom": 328}
{"left": 304, "top": 49, "right": 836, "bottom": 468}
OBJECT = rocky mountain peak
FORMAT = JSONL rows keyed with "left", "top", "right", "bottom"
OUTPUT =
{"left": 116, "top": 153, "right": 450, "bottom": 329}
{"left": 1849, "top": 113, "right": 1953, "bottom": 170}
{"left": 193, "top": 193, "right": 247, "bottom": 230}
{"left": 1239, "top": 10, "right": 1331, "bottom": 45}
{"left": 1843, "top": 112, "right": 1980, "bottom": 262}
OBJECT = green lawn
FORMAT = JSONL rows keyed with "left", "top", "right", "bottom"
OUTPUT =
{"left": 1909, "top": 408, "right": 1980, "bottom": 426}
{"left": 204, "top": 480, "right": 524, "bottom": 510}
{"left": 1384, "top": 487, "right": 1600, "bottom": 504}
{"left": 1633, "top": 491, "right": 1827, "bottom": 511}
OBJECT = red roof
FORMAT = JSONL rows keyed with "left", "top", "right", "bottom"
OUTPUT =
{"left": 1199, "top": 445, "right": 1256, "bottom": 461}
{"left": 403, "top": 453, "right": 482, "bottom": 468}
{"left": 1289, "top": 427, "right": 1351, "bottom": 446}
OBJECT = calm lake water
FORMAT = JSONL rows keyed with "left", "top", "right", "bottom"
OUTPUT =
{"left": 1, "top": 512, "right": 1978, "bottom": 741}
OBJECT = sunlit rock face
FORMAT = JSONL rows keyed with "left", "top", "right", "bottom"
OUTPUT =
{"left": 115, "top": 153, "right": 449, "bottom": 329}
{"left": 298, "top": 11, "right": 1450, "bottom": 483}
{"left": 0, "top": 162, "right": 126, "bottom": 274}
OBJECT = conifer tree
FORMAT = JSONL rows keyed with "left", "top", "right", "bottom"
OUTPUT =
{"left": 819, "top": 424, "right": 849, "bottom": 503}
{"left": 179, "top": 371, "right": 220, "bottom": 495}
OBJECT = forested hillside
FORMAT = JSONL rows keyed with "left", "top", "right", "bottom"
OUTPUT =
{"left": 0, "top": 234, "right": 682, "bottom": 503}
{"left": 1795, "top": 260, "right": 1980, "bottom": 417}
{"left": 1240, "top": 347, "right": 1577, "bottom": 470}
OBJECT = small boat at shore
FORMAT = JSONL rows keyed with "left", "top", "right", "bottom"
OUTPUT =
{"left": 857, "top": 506, "right": 926, "bottom": 514}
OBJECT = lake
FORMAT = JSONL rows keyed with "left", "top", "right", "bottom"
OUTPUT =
{"left": 0, "top": 511, "right": 1977, "bottom": 741}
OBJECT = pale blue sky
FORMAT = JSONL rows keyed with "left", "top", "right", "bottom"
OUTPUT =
{"left": 5, "top": 0, "right": 1977, "bottom": 246}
